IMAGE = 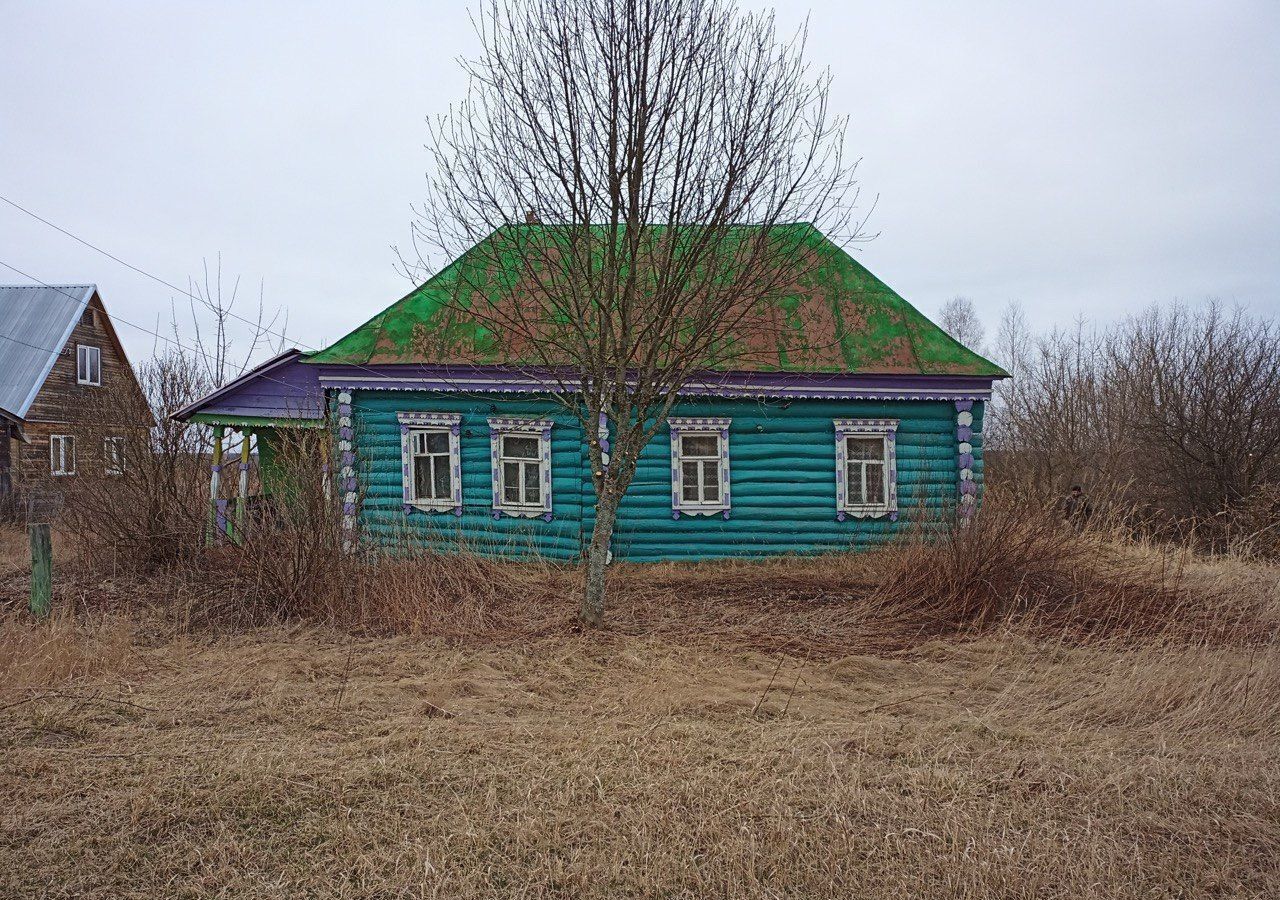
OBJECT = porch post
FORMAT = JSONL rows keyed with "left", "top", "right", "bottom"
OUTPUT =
{"left": 235, "top": 431, "right": 252, "bottom": 539}
{"left": 207, "top": 425, "right": 225, "bottom": 545}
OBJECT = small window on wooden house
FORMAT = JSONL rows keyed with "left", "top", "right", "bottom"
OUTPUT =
{"left": 397, "top": 412, "right": 462, "bottom": 513}
{"left": 76, "top": 345, "right": 101, "bottom": 385}
{"left": 104, "top": 436, "right": 125, "bottom": 475}
{"left": 487, "top": 418, "right": 553, "bottom": 519}
{"left": 50, "top": 434, "right": 75, "bottom": 476}
{"left": 668, "top": 417, "right": 731, "bottom": 517}
{"left": 834, "top": 419, "right": 899, "bottom": 520}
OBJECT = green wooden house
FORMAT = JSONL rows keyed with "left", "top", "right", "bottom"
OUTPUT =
{"left": 176, "top": 225, "right": 1006, "bottom": 561}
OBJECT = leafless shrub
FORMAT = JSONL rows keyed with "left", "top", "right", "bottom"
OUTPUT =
{"left": 60, "top": 350, "right": 212, "bottom": 569}
{"left": 991, "top": 301, "right": 1280, "bottom": 554}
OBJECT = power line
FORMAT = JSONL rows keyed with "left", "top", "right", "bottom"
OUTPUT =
{"left": 0, "top": 259, "right": 337, "bottom": 415}
{"left": 0, "top": 193, "right": 305, "bottom": 353}
{"left": 0, "top": 192, "right": 468, "bottom": 396}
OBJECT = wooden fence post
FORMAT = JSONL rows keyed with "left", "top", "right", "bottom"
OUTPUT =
{"left": 29, "top": 523, "right": 52, "bottom": 617}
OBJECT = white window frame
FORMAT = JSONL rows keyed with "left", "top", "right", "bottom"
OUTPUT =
{"left": 104, "top": 436, "right": 125, "bottom": 475}
{"left": 834, "top": 419, "right": 898, "bottom": 520}
{"left": 397, "top": 412, "right": 462, "bottom": 514}
{"left": 668, "top": 417, "right": 731, "bottom": 518}
{"left": 50, "top": 434, "right": 75, "bottom": 476}
{"left": 76, "top": 344, "right": 101, "bottom": 386}
{"left": 488, "top": 417, "right": 553, "bottom": 520}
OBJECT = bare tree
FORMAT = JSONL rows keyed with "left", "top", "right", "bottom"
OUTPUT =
{"left": 403, "top": 0, "right": 865, "bottom": 625}
{"left": 170, "top": 253, "right": 288, "bottom": 392}
{"left": 939, "top": 296, "right": 986, "bottom": 353}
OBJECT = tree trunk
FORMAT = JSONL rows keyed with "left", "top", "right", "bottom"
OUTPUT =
{"left": 579, "top": 497, "right": 618, "bottom": 628}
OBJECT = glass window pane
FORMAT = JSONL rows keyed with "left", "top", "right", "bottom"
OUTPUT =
{"left": 504, "top": 436, "right": 540, "bottom": 460}
{"left": 432, "top": 457, "right": 451, "bottom": 499}
{"left": 682, "top": 434, "right": 718, "bottom": 457}
{"left": 414, "top": 458, "right": 433, "bottom": 499}
{"left": 846, "top": 436, "right": 883, "bottom": 461}
{"left": 523, "top": 462, "right": 541, "bottom": 503}
{"left": 846, "top": 463, "right": 860, "bottom": 501}
{"left": 503, "top": 462, "right": 521, "bottom": 502}
{"left": 425, "top": 432, "right": 449, "bottom": 454}
{"left": 702, "top": 461, "right": 719, "bottom": 501}
{"left": 681, "top": 462, "right": 700, "bottom": 501}
{"left": 866, "top": 463, "right": 885, "bottom": 504}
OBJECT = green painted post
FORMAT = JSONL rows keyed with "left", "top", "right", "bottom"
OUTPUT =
{"left": 29, "top": 523, "right": 52, "bottom": 617}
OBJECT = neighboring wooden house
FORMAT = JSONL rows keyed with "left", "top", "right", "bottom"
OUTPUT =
{"left": 0, "top": 284, "right": 149, "bottom": 499}
{"left": 176, "top": 226, "right": 1008, "bottom": 561}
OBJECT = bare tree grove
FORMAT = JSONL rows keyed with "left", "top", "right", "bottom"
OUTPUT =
{"left": 989, "top": 300, "right": 1280, "bottom": 553}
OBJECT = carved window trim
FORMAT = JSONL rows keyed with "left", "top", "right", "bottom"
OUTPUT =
{"left": 398, "top": 412, "right": 462, "bottom": 515}
{"left": 488, "top": 417, "right": 554, "bottom": 520}
{"left": 668, "top": 417, "right": 732, "bottom": 518}
{"left": 834, "top": 419, "right": 898, "bottom": 521}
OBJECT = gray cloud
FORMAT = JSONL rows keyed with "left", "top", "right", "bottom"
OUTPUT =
{"left": 2, "top": 0, "right": 1276, "bottom": 365}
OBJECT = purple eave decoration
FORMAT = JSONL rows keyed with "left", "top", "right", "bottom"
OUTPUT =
{"left": 453, "top": 506, "right": 463, "bottom": 517}
{"left": 954, "top": 399, "right": 974, "bottom": 412}
{"left": 836, "top": 510, "right": 846, "bottom": 522}
{"left": 451, "top": 424, "right": 460, "bottom": 436}
{"left": 210, "top": 464, "right": 221, "bottom": 473}
{"left": 341, "top": 451, "right": 355, "bottom": 468}
{"left": 721, "top": 509, "right": 730, "bottom": 520}
{"left": 956, "top": 425, "right": 973, "bottom": 442}
{"left": 889, "top": 510, "right": 899, "bottom": 522}
{"left": 493, "top": 509, "right": 502, "bottom": 520}
{"left": 958, "top": 452, "right": 974, "bottom": 469}
{"left": 402, "top": 504, "right": 412, "bottom": 515}
{"left": 542, "top": 512, "right": 553, "bottom": 522}
{"left": 345, "top": 477, "right": 357, "bottom": 492}
{"left": 340, "top": 426, "right": 353, "bottom": 440}
{"left": 342, "top": 501, "right": 356, "bottom": 515}
{"left": 600, "top": 440, "right": 609, "bottom": 454}
{"left": 239, "top": 462, "right": 250, "bottom": 472}
{"left": 399, "top": 423, "right": 409, "bottom": 434}
{"left": 672, "top": 510, "right": 680, "bottom": 520}
{"left": 961, "top": 481, "right": 978, "bottom": 495}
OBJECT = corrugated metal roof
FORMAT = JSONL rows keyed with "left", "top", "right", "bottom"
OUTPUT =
{"left": 0, "top": 284, "right": 96, "bottom": 420}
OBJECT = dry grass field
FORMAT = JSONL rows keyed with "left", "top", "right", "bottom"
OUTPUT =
{"left": 2, "top": 523, "right": 1278, "bottom": 899}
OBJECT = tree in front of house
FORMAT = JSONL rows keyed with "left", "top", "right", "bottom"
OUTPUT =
{"left": 404, "top": 0, "right": 866, "bottom": 626}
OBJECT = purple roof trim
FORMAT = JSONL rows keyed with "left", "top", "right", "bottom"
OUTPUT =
{"left": 317, "top": 364, "right": 997, "bottom": 400}
{"left": 177, "top": 360, "right": 999, "bottom": 426}
{"left": 172, "top": 349, "right": 325, "bottom": 422}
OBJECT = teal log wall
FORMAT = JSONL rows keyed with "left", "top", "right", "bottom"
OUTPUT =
{"left": 352, "top": 391, "right": 591, "bottom": 559}
{"left": 348, "top": 390, "right": 984, "bottom": 562}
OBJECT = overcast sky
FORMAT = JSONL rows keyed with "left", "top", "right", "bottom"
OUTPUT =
{"left": 2, "top": 1, "right": 1277, "bottom": 367}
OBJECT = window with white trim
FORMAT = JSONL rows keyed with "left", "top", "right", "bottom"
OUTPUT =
{"left": 50, "top": 434, "right": 75, "bottom": 476}
{"left": 668, "top": 417, "right": 731, "bottom": 517}
{"left": 834, "top": 419, "right": 898, "bottom": 520}
{"left": 488, "top": 418, "right": 553, "bottom": 519}
{"left": 76, "top": 345, "right": 101, "bottom": 385}
{"left": 104, "top": 436, "right": 125, "bottom": 475}
{"left": 398, "top": 412, "right": 462, "bottom": 513}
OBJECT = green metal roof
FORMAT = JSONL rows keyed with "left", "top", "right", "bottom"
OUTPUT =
{"left": 307, "top": 225, "right": 1007, "bottom": 377}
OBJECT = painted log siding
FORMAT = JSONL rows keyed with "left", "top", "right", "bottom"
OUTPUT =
{"left": 347, "top": 389, "right": 985, "bottom": 562}
{"left": 352, "top": 391, "right": 592, "bottom": 558}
